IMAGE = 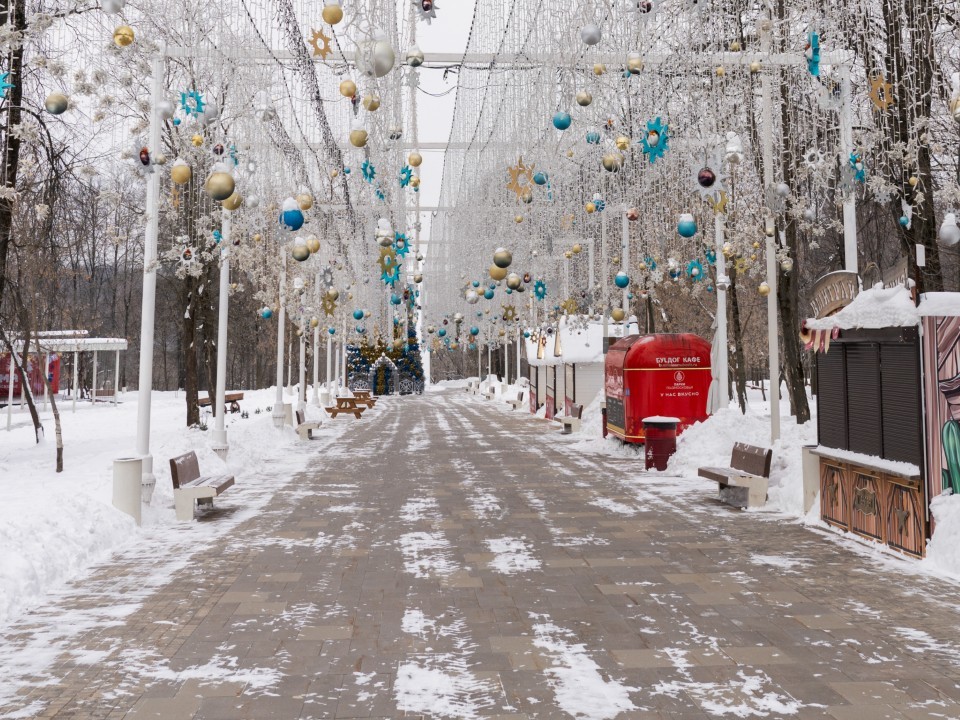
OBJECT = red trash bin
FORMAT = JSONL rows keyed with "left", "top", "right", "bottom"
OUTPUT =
{"left": 643, "top": 416, "right": 679, "bottom": 471}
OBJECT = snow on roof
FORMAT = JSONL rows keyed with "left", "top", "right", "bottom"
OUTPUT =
{"left": 525, "top": 317, "right": 624, "bottom": 366}
{"left": 806, "top": 283, "right": 919, "bottom": 330}
{"left": 918, "top": 292, "right": 960, "bottom": 317}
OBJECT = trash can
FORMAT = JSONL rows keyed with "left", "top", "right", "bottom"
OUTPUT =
{"left": 113, "top": 457, "right": 143, "bottom": 525}
{"left": 643, "top": 416, "right": 680, "bottom": 471}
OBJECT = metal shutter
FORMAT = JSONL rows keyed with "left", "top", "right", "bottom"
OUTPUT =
{"left": 846, "top": 343, "right": 883, "bottom": 457}
{"left": 880, "top": 343, "right": 922, "bottom": 466}
{"left": 817, "top": 347, "right": 848, "bottom": 451}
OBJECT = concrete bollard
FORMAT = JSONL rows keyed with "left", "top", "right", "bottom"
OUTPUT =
{"left": 113, "top": 457, "right": 143, "bottom": 525}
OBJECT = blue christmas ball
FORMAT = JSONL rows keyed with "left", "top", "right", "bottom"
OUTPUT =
{"left": 390, "top": 294, "right": 401, "bottom": 305}
{"left": 328, "top": 327, "right": 336, "bottom": 335}
{"left": 260, "top": 307, "right": 273, "bottom": 319}
{"left": 438, "top": 328, "right": 446, "bottom": 337}
{"left": 615, "top": 271, "right": 630, "bottom": 288}
{"left": 677, "top": 214, "right": 698, "bottom": 238}
{"left": 533, "top": 172, "right": 548, "bottom": 186}
{"left": 523, "top": 331, "right": 530, "bottom": 338}
{"left": 553, "top": 112, "right": 572, "bottom": 131}
{"left": 353, "top": 309, "right": 364, "bottom": 320}
{"left": 356, "top": 325, "right": 366, "bottom": 334}
{"left": 506, "top": 288, "right": 513, "bottom": 294}
{"left": 343, "top": 167, "right": 351, "bottom": 174}
{"left": 899, "top": 216, "right": 910, "bottom": 227}
{"left": 470, "top": 326, "right": 479, "bottom": 336}
{"left": 472, "top": 280, "right": 480, "bottom": 288}
{"left": 280, "top": 197, "right": 305, "bottom": 231}
{"left": 483, "top": 289, "right": 494, "bottom": 300}
{"left": 469, "top": 343, "right": 476, "bottom": 351}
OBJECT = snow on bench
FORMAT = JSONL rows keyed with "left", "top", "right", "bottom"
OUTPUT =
{"left": 558, "top": 404, "right": 584, "bottom": 434}
{"left": 295, "top": 409, "right": 322, "bottom": 441}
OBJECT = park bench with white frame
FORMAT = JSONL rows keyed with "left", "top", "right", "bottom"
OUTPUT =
{"left": 169, "top": 451, "right": 235, "bottom": 521}
{"left": 558, "top": 404, "right": 584, "bottom": 434}
{"left": 698, "top": 443, "right": 773, "bottom": 509}
{"left": 295, "top": 409, "right": 322, "bottom": 440}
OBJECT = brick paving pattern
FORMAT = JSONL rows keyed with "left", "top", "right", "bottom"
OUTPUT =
{"left": 2, "top": 390, "right": 960, "bottom": 719}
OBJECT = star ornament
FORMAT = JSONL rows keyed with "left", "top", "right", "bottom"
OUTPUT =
{"left": 180, "top": 90, "right": 204, "bottom": 116}
{"left": 506, "top": 157, "right": 535, "bottom": 198}
{"left": 640, "top": 117, "right": 669, "bottom": 164}
{"left": 869, "top": 74, "right": 894, "bottom": 111}
{"left": 309, "top": 28, "right": 332, "bottom": 60}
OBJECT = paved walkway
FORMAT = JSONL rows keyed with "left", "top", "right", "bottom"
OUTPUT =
{"left": 3, "top": 390, "right": 960, "bottom": 719}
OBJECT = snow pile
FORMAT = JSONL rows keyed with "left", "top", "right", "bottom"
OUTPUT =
{"left": 524, "top": 316, "right": 616, "bottom": 367}
{"left": 665, "top": 405, "right": 817, "bottom": 516}
{"left": 918, "top": 292, "right": 960, "bottom": 317}
{"left": 925, "top": 492, "right": 960, "bottom": 580}
{"left": 807, "top": 283, "right": 919, "bottom": 330}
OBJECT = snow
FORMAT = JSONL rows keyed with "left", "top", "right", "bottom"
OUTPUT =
{"left": 484, "top": 537, "right": 541, "bottom": 574}
{"left": 0, "top": 387, "right": 346, "bottom": 629}
{"left": 806, "top": 283, "right": 919, "bottom": 330}
{"left": 812, "top": 446, "right": 920, "bottom": 478}
{"left": 925, "top": 493, "right": 960, "bottom": 580}
{"left": 918, "top": 292, "right": 960, "bottom": 317}
{"left": 524, "top": 316, "right": 617, "bottom": 367}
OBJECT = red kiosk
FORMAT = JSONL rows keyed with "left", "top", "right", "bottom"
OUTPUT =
{"left": 604, "top": 334, "right": 712, "bottom": 444}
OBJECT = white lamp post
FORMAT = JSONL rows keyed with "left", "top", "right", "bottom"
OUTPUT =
{"left": 272, "top": 249, "right": 287, "bottom": 428}
{"left": 211, "top": 209, "right": 231, "bottom": 458}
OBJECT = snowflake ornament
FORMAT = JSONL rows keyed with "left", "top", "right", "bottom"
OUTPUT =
{"left": 412, "top": 0, "right": 438, "bottom": 24}
{"left": 180, "top": 89, "right": 204, "bottom": 116}
{"left": 640, "top": 117, "right": 669, "bottom": 163}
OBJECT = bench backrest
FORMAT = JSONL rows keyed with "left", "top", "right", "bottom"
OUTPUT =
{"left": 296, "top": 409, "right": 305, "bottom": 426}
{"left": 730, "top": 442, "right": 772, "bottom": 477}
{"left": 170, "top": 451, "right": 200, "bottom": 489}
{"left": 571, "top": 403, "right": 584, "bottom": 419}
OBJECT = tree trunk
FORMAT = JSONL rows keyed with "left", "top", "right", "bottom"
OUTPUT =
{"left": 0, "top": 0, "right": 27, "bottom": 312}
{"left": 728, "top": 267, "right": 748, "bottom": 414}
{"left": 182, "top": 279, "right": 200, "bottom": 427}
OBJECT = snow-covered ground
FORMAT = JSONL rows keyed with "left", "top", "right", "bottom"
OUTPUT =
{"left": 0, "top": 387, "right": 345, "bottom": 629}
{"left": 451, "top": 377, "right": 960, "bottom": 585}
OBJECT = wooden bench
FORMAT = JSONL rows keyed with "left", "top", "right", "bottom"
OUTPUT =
{"left": 698, "top": 442, "right": 773, "bottom": 509}
{"left": 506, "top": 389, "right": 526, "bottom": 410}
{"left": 295, "top": 409, "right": 322, "bottom": 440}
{"left": 559, "top": 404, "right": 584, "bottom": 434}
{"left": 198, "top": 392, "right": 244, "bottom": 414}
{"left": 353, "top": 390, "right": 377, "bottom": 408}
{"left": 169, "top": 451, "right": 235, "bottom": 521}
{"left": 92, "top": 388, "right": 116, "bottom": 403}
{"left": 322, "top": 396, "right": 366, "bottom": 419}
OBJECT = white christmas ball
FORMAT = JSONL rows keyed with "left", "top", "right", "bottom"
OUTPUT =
{"left": 580, "top": 24, "right": 602, "bottom": 46}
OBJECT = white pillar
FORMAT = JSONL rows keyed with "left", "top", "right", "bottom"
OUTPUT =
{"left": 334, "top": 339, "right": 341, "bottom": 394}
{"left": 715, "top": 212, "right": 729, "bottom": 410}
{"left": 587, "top": 234, "right": 595, "bottom": 316}
{"left": 92, "top": 350, "right": 98, "bottom": 405}
{"left": 312, "top": 324, "right": 320, "bottom": 405}
{"left": 621, "top": 208, "right": 630, "bottom": 311}
{"left": 516, "top": 329, "right": 521, "bottom": 381}
{"left": 487, "top": 343, "right": 492, "bottom": 380}
{"left": 113, "top": 350, "right": 120, "bottom": 407}
{"left": 761, "top": 21, "right": 781, "bottom": 443}
{"left": 72, "top": 350, "right": 78, "bottom": 413}
{"left": 298, "top": 332, "right": 306, "bottom": 413}
{"left": 504, "top": 336, "right": 509, "bottom": 384}
{"left": 326, "top": 331, "right": 333, "bottom": 402}
{"left": 341, "top": 317, "right": 348, "bottom": 388}
{"left": 212, "top": 210, "right": 231, "bottom": 455}
{"left": 272, "top": 249, "right": 287, "bottom": 428}
{"left": 478, "top": 340, "right": 482, "bottom": 378}
{"left": 839, "top": 63, "right": 858, "bottom": 275}
{"left": 135, "top": 49, "right": 164, "bottom": 486}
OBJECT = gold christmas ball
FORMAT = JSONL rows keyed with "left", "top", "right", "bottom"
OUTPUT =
{"left": 572, "top": 243, "right": 582, "bottom": 254}
{"left": 329, "top": 169, "right": 339, "bottom": 178}
{"left": 297, "top": 193, "right": 314, "bottom": 210}
{"left": 413, "top": 273, "right": 423, "bottom": 283}
{"left": 615, "top": 136, "right": 630, "bottom": 151}
{"left": 753, "top": 241, "right": 761, "bottom": 249}
{"left": 715, "top": 66, "right": 726, "bottom": 77}
{"left": 758, "top": 281, "right": 771, "bottom": 296}
{"left": 362, "top": 94, "right": 381, "bottom": 111}
{"left": 408, "top": 151, "right": 423, "bottom": 167}
{"left": 564, "top": 250, "right": 573, "bottom": 259}
{"left": 349, "top": 129, "right": 368, "bottom": 148}
{"left": 611, "top": 308, "right": 626, "bottom": 322}
{"left": 750, "top": 254, "right": 758, "bottom": 261}
{"left": 191, "top": 134, "right": 204, "bottom": 147}
{"left": 585, "top": 201, "right": 597, "bottom": 214}
{"left": 506, "top": 273, "right": 522, "bottom": 290}
{"left": 576, "top": 91, "right": 593, "bottom": 107}
{"left": 749, "top": 60, "right": 762, "bottom": 73}
{"left": 306, "top": 236, "right": 321, "bottom": 253}
{"left": 295, "top": 328, "right": 304, "bottom": 338}
{"left": 593, "top": 63, "right": 606, "bottom": 75}
{"left": 730, "top": 40, "right": 742, "bottom": 52}
{"left": 170, "top": 161, "right": 192, "bottom": 185}
{"left": 520, "top": 188, "right": 533, "bottom": 204}
{"left": 44, "top": 92, "right": 69, "bottom": 115}
{"left": 222, "top": 192, "right": 243, "bottom": 211}
{"left": 339, "top": 79, "right": 357, "bottom": 98}
{"left": 322, "top": 3, "right": 344, "bottom": 24}
{"left": 908, "top": 176, "right": 918, "bottom": 187}
{"left": 292, "top": 244, "right": 311, "bottom": 262}
{"left": 113, "top": 25, "right": 135, "bottom": 47}
{"left": 326, "top": 288, "right": 340, "bottom": 301}
{"left": 515, "top": 214, "right": 524, "bottom": 224}
{"left": 627, "top": 54, "right": 644, "bottom": 74}
{"left": 602, "top": 153, "right": 623, "bottom": 172}
{"left": 347, "top": 292, "right": 353, "bottom": 300}
{"left": 499, "top": 330, "right": 506, "bottom": 337}
{"left": 950, "top": 97, "right": 960, "bottom": 120}
{"left": 205, "top": 172, "right": 235, "bottom": 201}
{"left": 410, "top": 176, "right": 421, "bottom": 189}
{"left": 566, "top": 149, "right": 574, "bottom": 158}
{"left": 493, "top": 248, "right": 513, "bottom": 268}
{"left": 489, "top": 264, "right": 508, "bottom": 281}
{"left": 310, "top": 317, "right": 320, "bottom": 328}
{"left": 253, "top": 233, "right": 263, "bottom": 243}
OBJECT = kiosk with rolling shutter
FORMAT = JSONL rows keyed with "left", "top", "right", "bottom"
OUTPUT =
{"left": 807, "top": 285, "right": 960, "bottom": 558}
